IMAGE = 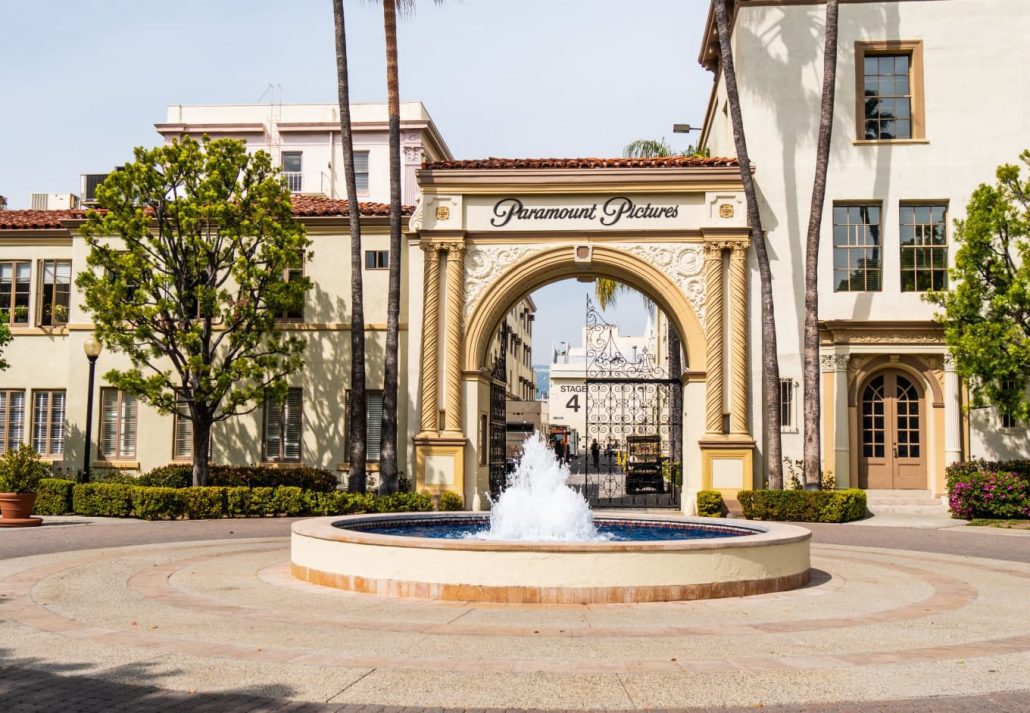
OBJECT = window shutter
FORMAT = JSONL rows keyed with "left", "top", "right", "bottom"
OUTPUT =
{"left": 0, "top": 391, "right": 8, "bottom": 453}
{"left": 32, "top": 391, "right": 48, "bottom": 454}
{"left": 120, "top": 394, "right": 137, "bottom": 458}
{"left": 263, "top": 394, "right": 282, "bottom": 461}
{"left": 100, "top": 390, "right": 117, "bottom": 458}
{"left": 51, "top": 391, "right": 66, "bottom": 454}
{"left": 174, "top": 413, "right": 193, "bottom": 460}
{"left": 284, "top": 389, "right": 302, "bottom": 461}
{"left": 366, "top": 392, "right": 383, "bottom": 461}
{"left": 354, "top": 151, "right": 370, "bottom": 192}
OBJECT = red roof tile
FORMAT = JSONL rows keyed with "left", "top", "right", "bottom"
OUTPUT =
{"left": 422, "top": 156, "right": 738, "bottom": 170}
{"left": 0, "top": 195, "right": 412, "bottom": 230}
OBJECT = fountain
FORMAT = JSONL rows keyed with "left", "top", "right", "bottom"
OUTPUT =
{"left": 291, "top": 434, "right": 811, "bottom": 603}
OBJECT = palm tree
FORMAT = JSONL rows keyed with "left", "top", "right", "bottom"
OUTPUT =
{"left": 376, "top": 0, "right": 408, "bottom": 495}
{"left": 802, "top": 0, "right": 840, "bottom": 490}
{"left": 332, "top": 0, "right": 367, "bottom": 492}
{"left": 713, "top": 0, "right": 784, "bottom": 489}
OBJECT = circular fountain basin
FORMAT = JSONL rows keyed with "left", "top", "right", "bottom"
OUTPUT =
{"left": 291, "top": 513, "right": 811, "bottom": 604}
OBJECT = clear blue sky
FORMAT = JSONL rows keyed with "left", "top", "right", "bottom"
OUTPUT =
{"left": 0, "top": 0, "right": 714, "bottom": 363}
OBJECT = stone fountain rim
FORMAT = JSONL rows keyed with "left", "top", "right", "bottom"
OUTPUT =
{"left": 292, "top": 512, "right": 811, "bottom": 553}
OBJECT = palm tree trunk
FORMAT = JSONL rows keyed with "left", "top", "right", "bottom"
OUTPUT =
{"left": 803, "top": 0, "right": 839, "bottom": 490}
{"left": 333, "top": 0, "right": 367, "bottom": 493}
{"left": 379, "top": 0, "right": 402, "bottom": 495}
{"left": 713, "top": 0, "right": 783, "bottom": 489}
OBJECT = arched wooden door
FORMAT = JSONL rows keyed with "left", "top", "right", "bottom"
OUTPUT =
{"left": 859, "top": 370, "right": 926, "bottom": 489}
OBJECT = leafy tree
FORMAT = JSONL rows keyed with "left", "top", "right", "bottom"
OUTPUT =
{"left": 77, "top": 137, "right": 311, "bottom": 487}
{"left": 713, "top": 0, "right": 784, "bottom": 489}
{"left": 928, "top": 150, "right": 1030, "bottom": 422}
{"left": 333, "top": 0, "right": 369, "bottom": 493}
{"left": 802, "top": 0, "right": 839, "bottom": 489}
{"left": 0, "top": 323, "right": 11, "bottom": 371}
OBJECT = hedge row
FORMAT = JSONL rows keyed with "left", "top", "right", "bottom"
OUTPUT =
{"left": 35, "top": 478, "right": 434, "bottom": 520}
{"left": 737, "top": 489, "right": 866, "bottom": 523}
{"left": 945, "top": 460, "right": 1030, "bottom": 520}
{"left": 93, "top": 464, "right": 337, "bottom": 492}
{"left": 696, "top": 490, "right": 726, "bottom": 517}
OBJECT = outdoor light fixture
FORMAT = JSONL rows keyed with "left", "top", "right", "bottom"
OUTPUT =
{"left": 82, "top": 336, "right": 103, "bottom": 482}
{"left": 672, "top": 124, "right": 698, "bottom": 134}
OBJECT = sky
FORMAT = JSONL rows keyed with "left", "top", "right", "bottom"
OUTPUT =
{"left": 0, "top": 0, "right": 715, "bottom": 363}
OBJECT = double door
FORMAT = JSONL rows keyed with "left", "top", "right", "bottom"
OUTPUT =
{"left": 859, "top": 370, "right": 926, "bottom": 489}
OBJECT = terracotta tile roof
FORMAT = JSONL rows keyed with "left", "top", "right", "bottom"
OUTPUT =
{"left": 0, "top": 195, "right": 412, "bottom": 230}
{"left": 422, "top": 156, "right": 738, "bottom": 170}
{"left": 288, "top": 194, "right": 414, "bottom": 217}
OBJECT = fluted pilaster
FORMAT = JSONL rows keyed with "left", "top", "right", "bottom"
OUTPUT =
{"left": 704, "top": 243, "right": 725, "bottom": 435}
{"left": 729, "top": 243, "right": 748, "bottom": 435}
{"left": 443, "top": 243, "right": 465, "bottom": 433}
{"left": 419, "top": 242, "right": 441, "bottom": 433}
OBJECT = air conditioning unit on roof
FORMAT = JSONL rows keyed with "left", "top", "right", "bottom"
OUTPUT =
{"left": 30, "top": 193, "right": 80, "bottom": 210}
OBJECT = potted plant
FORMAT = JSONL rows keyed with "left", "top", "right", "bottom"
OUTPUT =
{"left": 0, "top": 444, "right": 50, "bottom": 521}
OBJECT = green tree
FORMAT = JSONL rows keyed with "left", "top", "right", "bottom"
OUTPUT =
{"left": 928, "top": 150, "right": 1030, "bottom": 421}
{"left": 0, "top": 323, "right": 11, "bottom": 371}
{"left": 77, "top": 137, "right": 311, "bottom": 487}
{"left": 713, "top": 0, "right": 784, "bottom": 489}
{"left": 333, "top": 0, "right": 369, "bottom": 493}
{"left": 802, "top": 0, "right": 839, "bottom": 489}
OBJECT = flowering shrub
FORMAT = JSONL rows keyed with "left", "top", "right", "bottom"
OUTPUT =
{"left": 947, "top": 464, "right": 1030, "bottom": 520}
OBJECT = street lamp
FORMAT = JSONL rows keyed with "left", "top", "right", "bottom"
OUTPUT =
{"left": 82, "top": 336, "right": 103, "bottom": 482}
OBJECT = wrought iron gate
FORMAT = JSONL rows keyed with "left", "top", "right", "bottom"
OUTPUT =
{"left": 488, "top": 323, "right": 509, "bottom": 498}
{"left": 579, "top": 296, "right": 682, "bottom": 507}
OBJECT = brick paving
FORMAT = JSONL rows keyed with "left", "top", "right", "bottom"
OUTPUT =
{"left": 2, "top": 515, "right": 1029, "bottom": 710}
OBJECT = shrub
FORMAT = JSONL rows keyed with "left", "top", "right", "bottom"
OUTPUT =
{"left": 132, "top": 487, "right": 186, "bottom": 520}
{"left": 738, "top": 489, "right": 866, "bottom": 523}
{"left": 696, "top": 490, "right": 725, "bottom": 517}
{"left": 272, "top": 486, "right": 305, "bottom": 516}
{"left": 380, "top": 491, "right": 434, "bottom": 513}
{"left": 438, "top": 491, "right": 464, "bottom": 511}
{"left": 183, "top": 487, "right": 226, "bottom": 519}
{"left": 89, "top": 470, "right": 141, "bottom": 485}
{"left": 35, "top": 478, "right": 75, "bottom": 515}
{"left": 0, "top": 444, "right": 51, "bottom": 493}
{"left": 140, "top": 464, "right": 337, "bottom": 492}
{"left": 947, "top": 464, "right": 1030, "bottom": 520}
{"left": 72, "top": 483, "right": 133, "bottom": 517}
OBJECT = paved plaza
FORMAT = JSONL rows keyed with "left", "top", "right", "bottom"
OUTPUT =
{"left": 2, "top": 517, "right": 1029, "bottom": 711}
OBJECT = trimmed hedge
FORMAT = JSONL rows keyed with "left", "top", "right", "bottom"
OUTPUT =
{"left": 139, "top": 464, "right": 337, "bottom": 492}
{"left": 738, "top": 489, "right": 866, "bottom": 523}
{"left": 438, "top": 491, "right": 464, "bottom": 511}
{"left": 35, "top": 478, "right": 75, "bottom": 515}
{"left": 946, "top": 460, "right": 1030, "bottom": 520}
{"left": 696, "top": 490, "right": 726, "bottom": 518}
{"left": 59, "top": 481, "right": 435, "bottom": 521}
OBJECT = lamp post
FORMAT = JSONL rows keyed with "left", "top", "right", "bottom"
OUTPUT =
{"left": 82, "top": 336, "right": 103, "bottom": 482}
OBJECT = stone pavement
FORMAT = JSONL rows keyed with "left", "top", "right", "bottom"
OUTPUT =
{"left": 2, "top": 517, "right": 1030, "bottom": 711}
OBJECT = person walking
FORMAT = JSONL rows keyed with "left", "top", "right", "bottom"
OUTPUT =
{"left": 591, "top": 439, "right": 600, "bottom": 469}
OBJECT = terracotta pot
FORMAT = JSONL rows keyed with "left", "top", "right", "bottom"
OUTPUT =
{"left": 0, "top": 492, "right": 36, "bottom": 520}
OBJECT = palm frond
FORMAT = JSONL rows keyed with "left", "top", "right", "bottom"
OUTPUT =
{"left": 594, "top": 277, "right": 621, "bottom": 310}
{"left": 623, "top": 139, "right": 673, "bottom": 159}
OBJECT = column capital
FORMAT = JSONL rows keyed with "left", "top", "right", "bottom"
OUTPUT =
{"left": 943, "top": 352, "right": 957, "bottom": 371}
{"left": 441, "top": 241, "right": 466, "bottom": 256}
{"left": 419, "top": 239, "right": 443, "bottom": 253}
{"left": 821, "top": 353, "right": 849, "bottom": 373}
{"left": 704, "top": 242, "right": 724, "bottom": 258}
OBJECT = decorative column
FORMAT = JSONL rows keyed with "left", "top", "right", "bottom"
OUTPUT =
{"left": 831, "top": 354, "right": 851, "bottom": 488}
{"left": 728, "top": 243, "right": 748, "bottom": 435}
{"left": 443, "top": 242, "right": 465, "bottom": 434}
{"left": 703, "top": 242, "right": 725, "bottom": 435}
{"left": 943, "top": 353, "right": 962, "bottom": 467}
{"left": 419, "top": 241, "right": 441, "bottom": 433}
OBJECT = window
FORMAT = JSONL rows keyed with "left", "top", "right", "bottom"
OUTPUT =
{"left": 0, "top": 389, "right": 26, "bottom": 453}
{"left": 38, "top": 260, "right": 71, "bottom": 326}
{"left": 100, "top": 389, "right": 137, "bottom": 459}
{"left": 900, "top": 204, "right": 948, "bottom": 292}
{"left": 779, "top": 379, "right": 796, "bottom": 433}
{"left": 263, "top": 388, "right": 302, "bottom": 462}
{"left": 1000, "top": 380, "right": 1020, "bottom": 429}
{"left": 282, "top": 151, "right": 303, "bottom": 192}
{"left": 365, "top": 250, "right": 389, "bottom": 270}
{"left": 354, "top": 151, "right": 369, "bottom": 193}
{"left": 173, "top": 411, "right": 193, "bottom": 461}
{"left": 0, "top": 261, "right": 31, "bottom": 324}
{"left": 32, "top": 390, "right": 65, "bottom": 456}
{"left": 278, "top": 263, "right": 304, "bottom": 321}
{"left": 833, "top": 204, "right": 882, "bottom": 291}
{"left": 855, "top": 41, "right": 924, "bottom": 141}
{"left": 345, "top": 390, "right": 383, "bottom": 461}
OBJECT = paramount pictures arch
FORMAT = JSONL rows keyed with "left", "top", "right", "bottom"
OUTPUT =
{"left": 408, "top": 163, "right": 755, "bottom": 512}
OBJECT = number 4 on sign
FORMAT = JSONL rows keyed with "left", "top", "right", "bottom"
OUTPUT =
{"left": 566, "top": 394, "right": 580, "bottom": 412}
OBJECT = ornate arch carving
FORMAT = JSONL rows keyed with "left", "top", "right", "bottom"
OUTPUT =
{"left": 847, "top": 355, "right": 944, "bottom": 408}
{"left": 463, "top": 244, "right": 706, "bottom": 373}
